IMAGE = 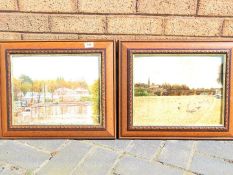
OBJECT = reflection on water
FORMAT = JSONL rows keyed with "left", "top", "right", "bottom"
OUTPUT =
{"left": 13, "top": 102, "right": 100, "bottom": 125}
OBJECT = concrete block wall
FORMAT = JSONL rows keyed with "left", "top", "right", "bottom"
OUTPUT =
{"left": 0, "top": 1, "right": 233, "bottom": 175}
{"left": 0, "top": 0, "right": 233, "bottom": 40}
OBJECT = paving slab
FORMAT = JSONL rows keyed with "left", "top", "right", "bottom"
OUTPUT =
{"left": 113, "top": 155, "right": 183, "bottom": 175}
{"left": 0, "top": 141, "right": 49, "bottom": 170}
{"left": 37, "top": 141, "right": 91, "bottom": 175}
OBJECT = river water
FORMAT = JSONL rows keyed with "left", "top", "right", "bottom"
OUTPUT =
{"left": 13, "top": 102, "right": 99, "bottom": 125}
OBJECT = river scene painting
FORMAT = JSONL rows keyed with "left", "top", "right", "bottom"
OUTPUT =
{"left": 133, "top": 54, "right": 226, "bottom": 127}
{"left": 10, "top": 54, "right": 101, "bottom": 126}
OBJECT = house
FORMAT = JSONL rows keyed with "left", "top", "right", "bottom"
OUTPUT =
{"left": 54, "top": 88, "right": 75, "bottom": 102}
{"left": 18, "top": 87, "right": 91, "bottom": 105}
{"left": 74, "top": 87, "right": 90, "bottom": 97}
{"left": 53, "top": 87, "right": 90, "bottom": 102}
{"left": 22, "top": 92, "right": 53, "bottom": 104}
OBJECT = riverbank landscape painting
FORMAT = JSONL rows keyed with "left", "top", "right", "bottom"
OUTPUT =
{"left": 10, "top": 54, "right": 101, "bottom": 126}
{"left": 133, "top": 54, "right": 226, "bottom": 127}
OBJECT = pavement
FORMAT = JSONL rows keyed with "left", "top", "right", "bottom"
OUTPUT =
{"left": 0, "top": 140, "right": 233, "bottom": 175}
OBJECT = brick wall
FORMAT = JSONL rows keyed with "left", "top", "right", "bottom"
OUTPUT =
{"left": 0, "top": 0, "right": 233, "bottom": 41}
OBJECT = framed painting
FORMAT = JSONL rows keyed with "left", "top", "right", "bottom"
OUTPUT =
{"left": 0, "top": 40, "right": 115, "bottom": 139}
{"left": 119, "top": 41, "right": 233, "bottom": 139}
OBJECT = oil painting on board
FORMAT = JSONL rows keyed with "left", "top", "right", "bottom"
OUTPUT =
{"left": 133, "top": 54, "right": 225, "bottom": 127}
{"left": 10, "top": 54, "right": 101, "bottom": 126}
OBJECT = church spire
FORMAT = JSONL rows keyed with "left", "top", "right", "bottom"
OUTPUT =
{"left": 148, "top": 77, "right": 150, "bottom": 87}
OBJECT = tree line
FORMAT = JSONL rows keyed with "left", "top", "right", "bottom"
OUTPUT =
{"left": 13, "top": 74, "right": 90, "bottom": 99}
{"left": 134, "top": 83, "right": 218, "bottom": 96}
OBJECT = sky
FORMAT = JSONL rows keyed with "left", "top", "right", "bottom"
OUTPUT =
{"left": 11, "top": 54, "right": 101, "bottom": 84}
{"left": 133, "top": 54, "right": 225, "bottom": 89}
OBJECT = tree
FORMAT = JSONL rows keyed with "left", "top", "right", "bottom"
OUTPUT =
{"left": 33, "top": 80, "right": 43, "bottom": 103}
{"left": 77, "top": 80, "right": 88, "bottom": 89}
{"left": 12, "top": 78, "right": 21, "bottom": 100}
{"left": 134, "top": 87, "right": 149, "bottom": 96}
{"left": 55, "top": 77, "right": 66, "bottom": 89}
{"left": 20, "top": 82, "right": 31, "bottom": 95}
{"left": 217, "top": 63, "right": 223, "bottom": 85}
{"left": 19, "top": 74, "right": 32, "bottom": 84}
{"left": 90, "top": 79, "right": 100, "bottom": 123}
{"left": 47, "top": 80, "right": 57, "bottom": 102}
{"left": 18, "top": 74, "right": 33, "bottom": 96}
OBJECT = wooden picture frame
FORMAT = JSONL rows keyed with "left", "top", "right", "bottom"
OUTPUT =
{"left": 119, "top": 41, "right": 233, "bottom": 139}
{"left": 0, "top": 40, "right": 115, "bottom": 139}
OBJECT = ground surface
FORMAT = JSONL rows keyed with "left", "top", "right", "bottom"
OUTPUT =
{"left": 133, "top": 95, "right": 223, "bottom": 126}
{"left": 0, "top": 140, "right": 233, "bottom": 175}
